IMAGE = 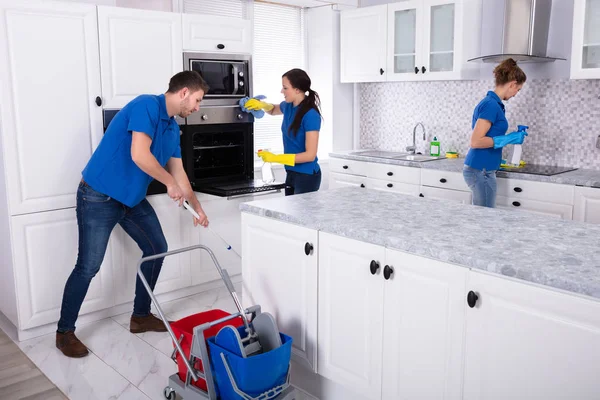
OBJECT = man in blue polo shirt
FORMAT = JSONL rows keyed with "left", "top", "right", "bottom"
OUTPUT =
{"left": 56, "top": 71, "right": 210, "bottom": 358}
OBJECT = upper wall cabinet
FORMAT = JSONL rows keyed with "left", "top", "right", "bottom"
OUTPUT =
{"left": 97, "top": 6, "right": 183, "bottom": 109}
{"left": 341, "top": 0, "right": 482, "bottom": 83}
{"left": 183, "top": 13, "right": 252, "bottom": 54}
{"left": 571, "top": 0, "right": 600, "bottom": 79}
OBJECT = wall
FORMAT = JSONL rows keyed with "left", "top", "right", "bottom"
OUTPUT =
{"left": 359, "top": 79, "right": 600, "bottom": 170}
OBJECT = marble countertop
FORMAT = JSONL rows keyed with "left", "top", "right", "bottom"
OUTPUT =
{"left": 240, "top": 187, "right": 600, "bottom": 301}
{"left": 329, "top": 151, "right": 600, "bottom": 188}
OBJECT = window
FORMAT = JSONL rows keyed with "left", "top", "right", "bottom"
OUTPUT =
{"left": 252, "top": 2, "right": 305, "bottom": 154}
{"left": 182, "top": 0, "right": 248, "bottom": 18}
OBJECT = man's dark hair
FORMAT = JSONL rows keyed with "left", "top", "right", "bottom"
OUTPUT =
{"left": 167, "top": 71, "right": 209, "bottom": 94}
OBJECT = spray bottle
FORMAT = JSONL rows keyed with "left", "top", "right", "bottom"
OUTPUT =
{"left": 509, "top": 125, "right": 528, "bottom": 167}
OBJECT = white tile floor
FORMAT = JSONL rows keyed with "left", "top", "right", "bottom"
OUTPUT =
{"left": 14, "top": 284, "right": 315, "bottom": 400}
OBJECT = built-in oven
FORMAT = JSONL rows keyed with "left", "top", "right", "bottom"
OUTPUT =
{"left": 181, "top": 106, "right": 286, "bottom": 198}
{"left": 184, "top": 52, "right": 251, "bottom": 107}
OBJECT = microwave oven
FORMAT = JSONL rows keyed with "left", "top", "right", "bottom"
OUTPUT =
{"left": 183, "top": 52, "right": 251, "bottom": 106}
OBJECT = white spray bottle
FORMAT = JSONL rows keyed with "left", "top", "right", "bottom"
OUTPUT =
{"left": 509, "top": 125, "right": 529, "bottom": 167}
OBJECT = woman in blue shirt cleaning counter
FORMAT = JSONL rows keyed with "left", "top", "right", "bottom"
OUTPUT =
{"left": 463, "top": 58, "right": 528, "bottom": 208}
{"left": 241, "top": 69, "right": 322, "bottom": 196}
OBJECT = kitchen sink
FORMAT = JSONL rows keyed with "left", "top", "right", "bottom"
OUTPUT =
{"left": 393, "top": 154, "right": 445, "bottom": 162}
{"left": 349, "top": 150, "right": 411, "bottom": 158}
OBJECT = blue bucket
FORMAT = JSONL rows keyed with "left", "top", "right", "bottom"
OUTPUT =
{"left": 207, "top": 326, "right": 292, "bottom": 399}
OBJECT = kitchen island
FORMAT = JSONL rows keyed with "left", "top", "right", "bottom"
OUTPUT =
{"left": 240, "top": 187, "right": 600, "bottom": 400}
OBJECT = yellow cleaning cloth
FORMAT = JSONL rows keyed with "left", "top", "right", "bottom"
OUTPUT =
{"left": 500, "top": 160, "right": 526, "bottom": 168}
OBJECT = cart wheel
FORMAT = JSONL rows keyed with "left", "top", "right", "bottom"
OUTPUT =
{"left": 163, "top": 386, "right": 176, "bottom": 400}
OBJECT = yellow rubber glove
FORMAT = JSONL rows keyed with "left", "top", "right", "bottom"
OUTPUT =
{"left": 258, "top": 151, "right": 295, "bottom": 166}
{"left": 244, "top": 98, "right": 274, "bottom": 112}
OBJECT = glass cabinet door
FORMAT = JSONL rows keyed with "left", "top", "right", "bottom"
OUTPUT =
{"left": 388, "top": 1, "right": 422, "bottom": 79}
{"left": 428, "top": 2, "right": 455, "bottom": 72}
{"left": 582, "top": 0, "right": 600, "bottom": 69}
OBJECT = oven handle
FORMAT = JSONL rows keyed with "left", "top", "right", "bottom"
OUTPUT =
{"left": 227, "top": 189, "right": 281, "bottom": 200}
{"left": 232, "top": 64, "right": 239, "bottom": 95}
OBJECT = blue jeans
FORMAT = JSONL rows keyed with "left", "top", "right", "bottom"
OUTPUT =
{"left": 463, "top": 165, "right": 497, "bottom": 208}
{"left": 57, "top": 181, "right": 168, "bottom": 332}
{"left": 285, "top": 169, "right": 322, "bottom": 196}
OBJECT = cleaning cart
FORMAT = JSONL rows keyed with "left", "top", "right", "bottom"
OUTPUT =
{"left": 136, "top": 244, "right": 298, "bottom": 400}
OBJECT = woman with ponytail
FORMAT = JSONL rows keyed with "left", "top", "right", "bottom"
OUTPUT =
{"left": 463, "top": 58, "right": 527, "bottom": 208}
{"left": 242, "top": 68, "right": 323, "bottom": 196}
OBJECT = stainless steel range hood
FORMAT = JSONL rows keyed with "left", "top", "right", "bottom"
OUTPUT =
{"left": 468, "top": 0, "right": 566, "bottom": 63}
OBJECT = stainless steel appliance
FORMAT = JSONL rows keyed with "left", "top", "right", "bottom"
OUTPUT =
{"left": 499, "top": 164, "right": 578, "bottom": 176}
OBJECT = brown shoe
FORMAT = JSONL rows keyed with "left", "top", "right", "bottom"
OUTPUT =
{"left": 130, "top": 314, "right": 169, "bottom": 334}
{"left": 56, "top": 331, "right": 89, "bottom": 358}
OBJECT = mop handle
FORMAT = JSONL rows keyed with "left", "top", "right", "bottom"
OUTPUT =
{"left": 182, "top": 201, "right": 241, "bottom": 257}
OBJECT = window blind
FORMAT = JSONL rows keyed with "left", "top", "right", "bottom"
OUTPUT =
{"left": 252, "top": 2, "right": 305, "bottom": 154}
{"left": 182, "top": 0, "right": 248, "bottom": 19}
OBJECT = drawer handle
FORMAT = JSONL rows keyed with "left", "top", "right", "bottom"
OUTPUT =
{"left": 514, "top": 187, "right": 522, "bottom": 193}
{"left": 360, "top": 184, "right": 365, "bottom": 188}
{"left": 217, "top": 43, "right": 225, "bottom": 50}
{"left": 370, "top": 260, "right": 380, "bottom": 275}
{"left": 387, "top": 172, "right": 393, "bottom": 176}
{"left": 383, "top": 265, "right": 394, "bottom": 280}
{"left": 304, "top": 242, "right": 313, "bottom": 256}
{"left": 467, "top": 291, "right": 479, "bottom": 308}
{"left": 512, "top": 201, "right": 521, "bottom": 207}
{"left": 343, "top": 165, "right": 349, "bottom": 169}
{"left": 440, "top": 178, "right": 447, "bottom": 183}
{"left": 387, "top": 183, "right": 393, "bottom": 188}
{"left": 419, "top": 193, "right": 424, "bottom": 197}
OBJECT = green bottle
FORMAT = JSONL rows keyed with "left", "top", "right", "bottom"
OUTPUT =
{"left": 430, "top": 136, "right": 440, "bottom": 157}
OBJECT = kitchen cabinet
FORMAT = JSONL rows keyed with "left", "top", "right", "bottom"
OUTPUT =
{"left": 496, "top": 196, "right": 573, "bottom": 219}
{"left": 570, "top": 0, "right": 600, "bottom": 79}
{"left": 0, "top": 0, "right": 103, "bottom": 215}
{"left": 11, "top": 208, "right": 114, "bottom": 330}
{"left": 340, "top": 5, "right": 388, "bottom": 82}
{"left": 573, "top": 186, "right": 600, "bottom": 224}
{"left": 420, "top": 169, "right": 472, "bottom": 203}
{"left": 364, "top": 177, "right": 420, "bottom": 196}
{"left": 420, "top": 185, "right": 472, "bottom": 204}
{"left": 241, "top": 213, "right": 318, "bottom": 372}
{"left": 97, "top": 6, "right": 183, "bottom": 109}
{"left": 329, "top": 172, "right": 366, "bottom": 189}
{"left": 183, "top": 13, "right": 252, "bottom": 54}
{"left": 464, "top": 270, "right": 600, "bottom": 400}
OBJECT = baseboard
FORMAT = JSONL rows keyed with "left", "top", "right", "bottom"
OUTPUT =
{"left": 7, "top": 274, "right": 242, "bottom": 342}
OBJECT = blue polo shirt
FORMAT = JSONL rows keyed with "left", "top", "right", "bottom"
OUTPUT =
{"left": 464, "top": 91, "right": 509, "bottom": 171}
{"left": 82, "top": 94, "right": 181, "bottom": 207}
{"left": 280, "top": 101, "right": 321, "bottom": 174}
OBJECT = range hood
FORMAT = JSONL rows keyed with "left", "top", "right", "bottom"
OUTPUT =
{"left": 468, "top": 0, "right": 566, "bottom": 63}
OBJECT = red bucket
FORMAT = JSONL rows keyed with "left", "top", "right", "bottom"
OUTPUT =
{"left": 170, "top": 309, "right": 244, "bottom": 392}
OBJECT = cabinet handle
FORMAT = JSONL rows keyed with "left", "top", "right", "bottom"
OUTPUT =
{"left": 380, "top": 68, "right": 384, "bottom": 75}
{"left": 370, "top": 260, "right": 380, "bottom": 275}
{"left": 304, "top": 242, "right": 313, "bottom": 256}
{"left": 217, "top": 44, "right": 225, "bottom": 50}
{"left": 95, "top": 96, "right": 102, "bottom": 107}
{"left": 512, "top": 201, "right": 521, "bottom": 207}
{"left": 387, "top": 172, "right": 393, "bottom": 176}
{"left": 419, "top": 193, "right": 424, "bottom": 197}
{"left": 514, "top": 187, "right": 522, "bottom": 193}
{"left": 342, "top": 165, "right": 349, "bottom": 169}
{"left": 387, "top": 183, "right": 393, "bottom": 188}
{"left": 467, "top": 291, "right": 479, "bottom": 308}
{"left": 421, "top": 66, "right": 427, "bottom": 74}
{"left": 360, "top": 184, "right": 365, "bottom": 188}
{"left": 383, "top": 265, "right": 394, "bottom": 280}
{"left": 414, "top": 66, "right": 419, "bottom": 74}
{"left": 440, "top": 178, "right": 447, "bottom": 183}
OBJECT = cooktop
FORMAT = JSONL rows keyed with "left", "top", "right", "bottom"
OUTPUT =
{"left": 499, "top": 164, "right": 578, "bottom": 176}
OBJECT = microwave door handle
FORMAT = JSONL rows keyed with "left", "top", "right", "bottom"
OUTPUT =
{"left": 232, "top": 64, "right": 239, "bottom": 95}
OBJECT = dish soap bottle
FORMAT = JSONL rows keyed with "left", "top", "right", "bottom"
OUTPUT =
{"left": 430, "top": 136, "right": 440, "bottom": 157}
{"left": 509, "top": 125, "right": 529, "bottom": 167}
{"left": 258, "top": 149, "right": 275, "bottom": 184}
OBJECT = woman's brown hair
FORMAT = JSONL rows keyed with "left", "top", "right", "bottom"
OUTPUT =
{"left": 493, "top": 58, "right": 527, "bottom": 86}
{"left": 282, "top": 68, "right": 322, "bottom": 136}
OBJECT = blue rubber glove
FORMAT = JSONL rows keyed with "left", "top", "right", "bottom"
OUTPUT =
{"left": 493, "top": 130, "right": 528, "bottom": 149}
{"left": 239, "top": 95, "right": 267, "bottom": 119}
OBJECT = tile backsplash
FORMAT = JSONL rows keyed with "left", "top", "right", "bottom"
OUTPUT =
{"left": 359, "top": 79, "right": 600, "bottom": 170}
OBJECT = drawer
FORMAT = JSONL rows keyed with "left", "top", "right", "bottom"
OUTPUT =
{"left": 330, "top": 158, "right": 367, "bottom": 176}
{"left": 365, "top": 162, "right": 421, "bottom": 185}
{"left": 364, "top": 178, "right": 420, "bottom": 196}
{"left": 497, "top": 196, "right": 573, "bottom": 220}
{"left": 420, "top": 186, "right": 472, "bottom": 205}
{"left": 497, "top": 179, "right": 574, "bottom": 205}
{"left": 421, "top": 169, "right": 470, "bottom": 192}
{"left": 329, "top": 172, "right": 366, "bottom": 189}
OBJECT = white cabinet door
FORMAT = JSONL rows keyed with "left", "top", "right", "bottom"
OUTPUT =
{"left": 0, "top": 0, "right": 103, "bottom": 215}
{"left": 420, "top": 185, "right": 472, "bottom": 204}
{"left": 365, "top": 177, "right": 420, "bottom": 196}
{"left": 387, "top": 1, "right": 423, "bottom": 81}
{"left": 573, "top": 186, "right": 600, "bottom": 224}
{"left": 340, "top": 5, "right": 388, "bottom": 82}
{"left": 422, "top": 0, "right": 461, "bottom": 80}
{"left": 329, "top": 172, "right": 366, "bottom": 189}
{"left": 571, "top": 0, "right": 600, "bottom": 79}
{"left": 496, "top": 196, "right": 573, "bottom": 220}
{"left": 383, "top": 250, "right": 467, "bottom": 400}
{"left": 183, "top": 14, "right": 252, "bottom": 54}
{"left": 318, "top": 232, "right": 385, "bottom": 399}
{"left": 464, "top": 270, "right": 600, "bottom": 400}
{"left": 97, "top": 6, "right": 183, "bottom": 108}
{"left": 241, "top": 213, "right": 318, "bottom": 372}
{"left": 110, "top": 194, "right": 191, "bottom": 306}
{"left": 11, "top": 208, "right": 114, "bottom": 330}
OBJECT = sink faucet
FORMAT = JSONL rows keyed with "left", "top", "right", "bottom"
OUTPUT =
{"left": 406, "top": 122, "right": 426, "bottom": 154}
